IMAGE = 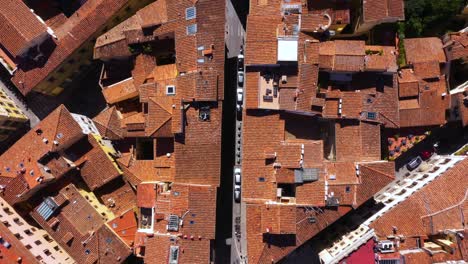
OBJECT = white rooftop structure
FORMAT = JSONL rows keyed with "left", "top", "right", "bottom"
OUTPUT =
{"left": 277, "top": 39, "right": 298, "bottom": 62}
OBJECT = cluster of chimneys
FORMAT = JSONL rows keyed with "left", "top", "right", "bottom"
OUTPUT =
{"left": 36, "top": 128, "right": 60, "bottom": 146}
{"left": 179, "top": 234, "right": 203, "bottom": 240}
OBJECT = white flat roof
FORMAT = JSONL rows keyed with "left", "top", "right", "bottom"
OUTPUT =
{"left": 277, "top": 39, "right": 298, "bottom": 62}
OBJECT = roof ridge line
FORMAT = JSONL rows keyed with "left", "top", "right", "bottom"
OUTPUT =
{"left": 360, "top": 163, "right": 395, "bottom": 179}
{"left": 420, "top": 189, "right": 468, "bottom": 219}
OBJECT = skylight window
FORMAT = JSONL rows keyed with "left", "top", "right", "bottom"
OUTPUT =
{"left": 36, "top": 197, "right": 59, "bottom": 221}
{"left": 367, "top": 112, "right": 377, "bottom": 120}
{"left": 186, "top": 7, "right": 196, "bottom": 20}
{"left": 166, "top": 85, "right": 176, "bottom": 95}
{"left": 187, "top": 24, "right": 197, "bottom": 35}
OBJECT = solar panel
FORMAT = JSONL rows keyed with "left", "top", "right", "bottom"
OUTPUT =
{"left": 295, "top": 168, "right": 319, "bottom": 183}
{"left": 36, "top": 197, "right": 59, "bottom": 221}
{"left": 302, "top": 168, "right": 319, "bottom": 182}
{"left": 167, "top": 215, "right": 179, "bottom": 231}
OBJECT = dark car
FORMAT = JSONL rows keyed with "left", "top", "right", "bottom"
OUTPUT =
{"left": 237, "top": 54, "right": 244, "bottom": 71}
{"left": 406, "top": 156, "right": 423, "bottom": 171}
{"left": 234, "top": 185, "right": 241, "bottom": 203}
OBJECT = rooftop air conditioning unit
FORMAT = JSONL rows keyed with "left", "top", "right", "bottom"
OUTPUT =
{"left": 377, "top": 240, "right": 395, "bottom": 253}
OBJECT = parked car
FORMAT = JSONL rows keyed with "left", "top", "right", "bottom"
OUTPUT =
{"left": 238, "top": 71, "right": 244, "bottom": 87}
{"left": 406, "top": 156, "right": 423, "bottom": 171}
{"left": 236, "top": 104, "right": 242, "bottom": 120}
{"left": 420, "top": 150, "right": 433, "bottom": 160}
{"left": 234, "top": 167, "right": 241, "bottom": 185}
{"left": 237, "top": 54, "right": 244, "bottom": 71}
{"left": 237, "top": 88, "right": 243, "bottom": 104}
{"left": 234, "top": 185, "right": 241, "bottom": 203}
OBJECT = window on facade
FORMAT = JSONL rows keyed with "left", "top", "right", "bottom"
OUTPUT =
{"left": 34, "top": 240, "right": 42, "bottom": 245}
{"left": 345, "top": 186, "right": 351, "bottom": 193}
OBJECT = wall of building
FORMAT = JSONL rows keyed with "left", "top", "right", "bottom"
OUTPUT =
{"left": 0, "top": 88, "right": 28, "bottom": 141}
{"left": 0, "top": 197, "right": 75, "bottom": 263}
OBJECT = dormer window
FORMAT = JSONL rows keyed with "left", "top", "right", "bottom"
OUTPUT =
{"left": 166, "top": 85, "right": 176, "bottom": 95}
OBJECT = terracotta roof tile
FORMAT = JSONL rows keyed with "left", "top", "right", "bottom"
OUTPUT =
{"left": 365, "top": 46, "right": 398, "bottom": 72}
{"left": 399, "top": 78, "right": 448, "bottom": 127}
{"left": 404, "top": 38, "right": 446, "bottom": 64}
{"left": 0, "top": 0, "right": 48, "bottom": 58}
{"left": 363, "top": 0, "right": 404, "bottom": 22}
{"left": 326, "top": 162, "right": 358, "bottom": 185}
{"left": 249, "top": 0, "right": 282, "bottom": 16}
{"left": 335, "top": 40, "right": 366, "bottom": 56}
{"left": 0, "top": 105, "right": 83, "bottom": 203}
{"left": 30, "top": 184, "right": 131, "bottom": 264}
{"left": 245, "top": 15, "right": 281, "bottom": 65}
{"left": 136, "top": 0, "right": 168, "bottom": 28}
{"left": 92, "top": 106, "right": 124, "bottom": 140}
{"left": 142, "top": 234, "right": 211, "bottom": 264}
{"left": 261, "top": 204, "right": 296, "bottom": 234}
{"left": 71, "top": 135, "right": 122, "bottom": 191}
{"left": 333, "top": 120, "right": 382, "bottom": 162}
{"left": 398, "top": 70, "right": 420, "bottom": 98}
{"left": 94, "top": 178, "right": 136, "bottom": 216}
{"left": 151, "top": 183, "right": 216, "bottom": 239}
{"left": 370, "top": 158, "right": 468, "bottom": 242}
{"left": 102, "top": 78, "right": 139, "bottom": 104}
{"left": 174, "top": 107, "right": 221, "bottom": 186}
{"left": 296, "top": 180, "right": 326, "bottom": 206}
{"left": 11, "top": 0, "right": 131, "bottom": 95}
{"left": 319, "top": 41, "right": 366, "bottom": 71}
{"left": 445, "top": 31, "right": 468, "bottom": 61}
{"left": 296, "top": 64, "right": 319, "bottom": 112}
{"left": 300, "top": 13, "right": 330, "bottom": 32}
{"left": 413, "top": 61, "right": 441, "bottom": 80}
{"left": 137, "top": 183, "right": 157, "bottom": 208}
{"left": 107, "top": 209, "right": 138, "bottom": 247}
{"left": 245, "top": 72, "right": 260, "bottom": 109}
